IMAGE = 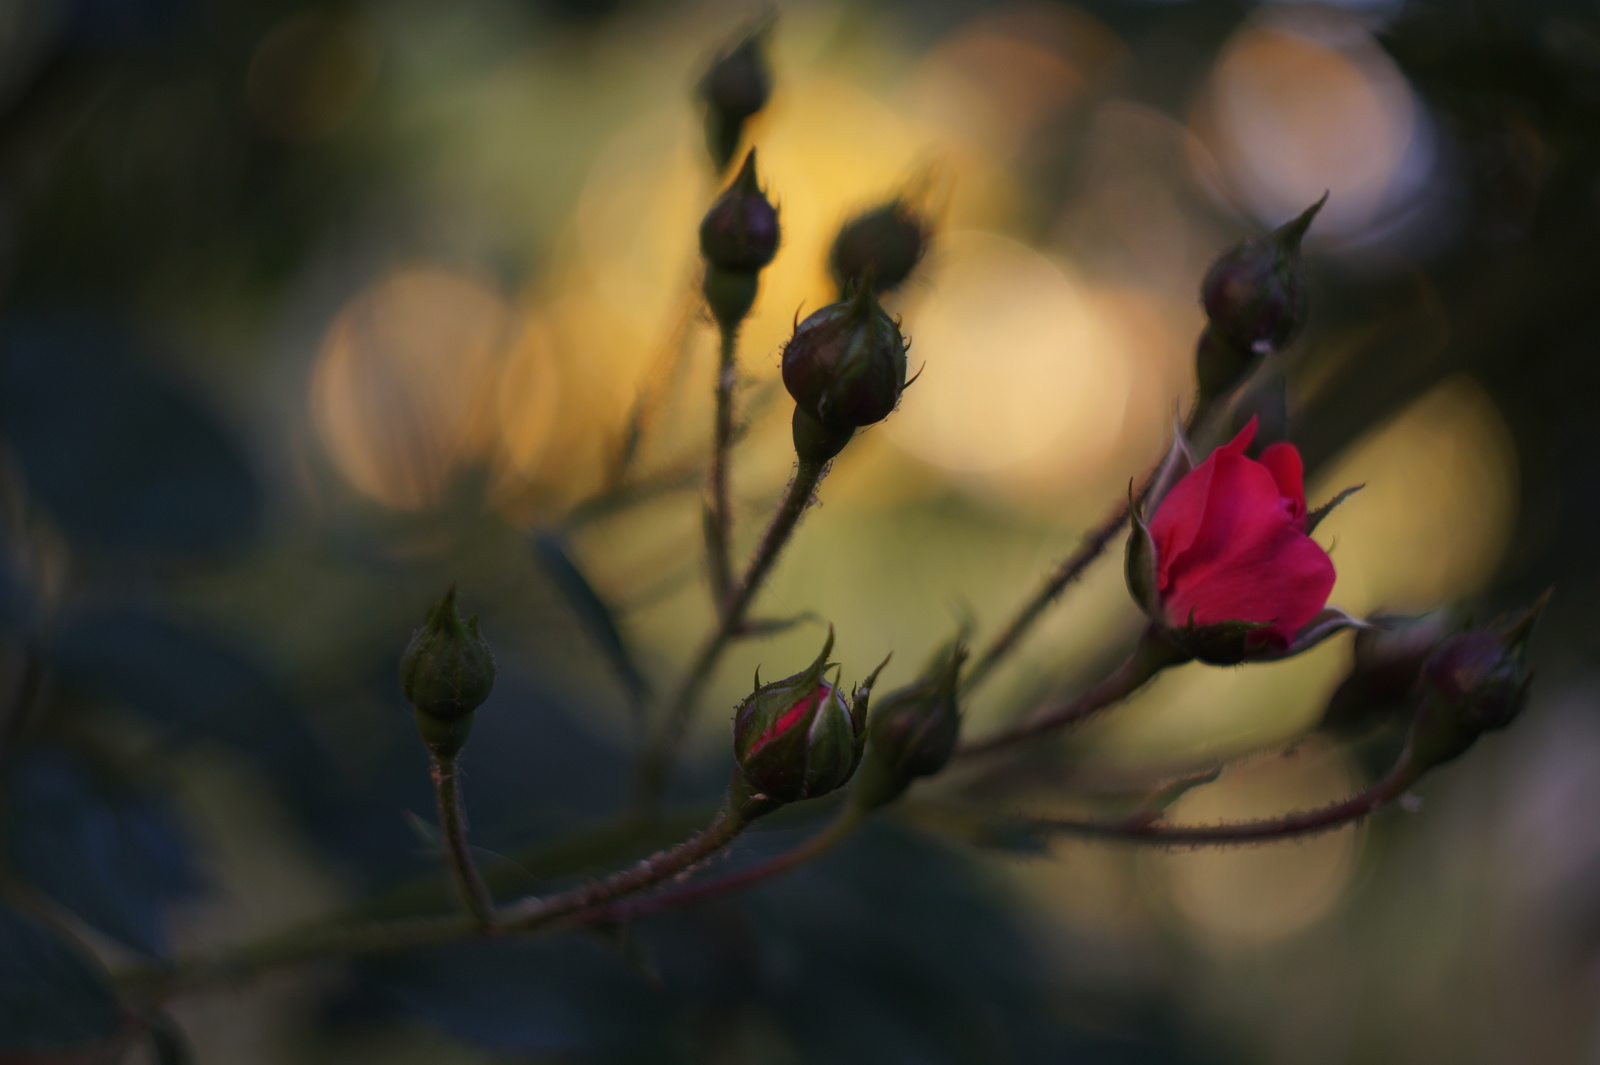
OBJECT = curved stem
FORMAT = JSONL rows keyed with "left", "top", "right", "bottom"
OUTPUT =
{"left": 952, "top": 754, "right": 1420, "bottom": 846}
{"left": 431, "top": 755, "right": 494, "bottom": 930}
{"left": 706, "top": 325, "right": 739, "bottom": 610}
{"left": 957, "top": 627, "right": 1185, "bottom": 758}
{"left": 582, "top": 804, "right": 864, "bottom": 926}
{"left": 633, "top": 458, "right": 830, "bottom": 808}
{"left": 961, "top": 500, "right": 1133, "bottom": 694}
{"left": 121, "top": 798, "right": 773, "bottom": 998}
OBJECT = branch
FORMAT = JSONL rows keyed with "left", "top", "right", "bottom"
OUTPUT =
{"left": 706, "top": 325, "right": 739, "bottom": 609}
{"left": 580, "top": 805, "right": 864, "bottom": 926}
{"left": 633, "top": 457, "right": 831, "bottom": 808}
{"left": 956, "top": 627, "right": 1183, "bottom": 758}
{"left": 921, "top": 754, "right": 1420, "bottom": 847}
{"left": 430, "top": 755, "right": 494, "bottom": 930}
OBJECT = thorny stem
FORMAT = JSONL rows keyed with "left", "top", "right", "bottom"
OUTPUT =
{"left": 582, "top": 804, "right": 865, "bottom": 926}
{"left": 430, "top": 755, "right": 495, "bottom": 931}
{"left": 961, "top": 499, "right": 1136, "bottom": 694}
{"left": 119, "top": 796, "right": 775, "bottom": 999}
{"left": 934, "top": 749, "right": 1421, "bottom": 846}
{"left": 706, "top": 325, "right": 739, "bottom": 610}
{"left": 633, "top": 457, "right": 830, "bottom": 809}
{"left": 956, "top": 627, "right": 1185, "bottom": 758}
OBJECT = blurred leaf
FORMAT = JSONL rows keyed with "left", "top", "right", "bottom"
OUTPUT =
{"left": 4, "top": 746, "right": 200, "bottom": 958}
{"left": 531, "top": 531, "right": 649, "bottom": 702}
{"left": 358, "top": 935, "right": 668, "bottom": 1058}
{"left": 50, "top": 609, "right": 320, "bottom": 782}
{"left": 0, "top": 901, "right": 121, "bottom": 1054}
{"left": 0, "top": 318, "right": 259, "bottom": 554}
{"left": 738, "top": 613, "right": 820, "bottom": 639}
{"left": 143, "top": 1013, "right": 191, "bottom": 1065}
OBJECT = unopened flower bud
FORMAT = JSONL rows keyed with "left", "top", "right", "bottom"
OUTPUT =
{"left": 781, "top": 281, "right": 908, "bottom": 430}
{"left": 700, "top": 149, "right": 780, "bottom": 275}
{"left": 700, "top": 150, "right": 781, "bottom": 332}
{"left": 732, "top": 628, "right": 885, "bottom": 804}
{"left": 854, "top": 643, "right": 964, "bottom": 809}
{"left": 400, "top": 585, "right": 496, "bottom": 758}
{"left": 1198, "top": 195, "right": 1324, "bottom": 399}
{"left": 1404, "top": 596, "right": 1545, "bottom": 774}
{"left": 1318, "top": 611, "right": 1452, "bottom": 737}
{"left": 699, "top": 24, "right": 772, "bottom": 171}
{"left": 829, "top": 198, "right": 931, "bottom": 296}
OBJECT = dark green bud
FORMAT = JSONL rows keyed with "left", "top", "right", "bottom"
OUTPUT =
{"left": 854, "top": 643, "right": 964, "bottom": 809}
{"left": 781, "top": 281, "right": 908, "bottom": 429}
{"left": 699, "top": 24, "right": 773, "bottom": 171}
{"left": 1198, "top": 195, "right": 1324, "bottom": 392}
{"left": 732, "top": 628, "right": 885, "bottom": 804}
{"left": 829, "top": 198, "right": 931, "bottom": 296}
{"left": 1319, "top": 611, "right": 1453, "bottom": 738}
{"left": 400, "top": 585, "right": 496, "bottom": 758}
{"left": 1404, "top": 595, "right": 1545, "bottom": 774}
{"left": 701, "top": 149, "right": 780, "bottom": 275}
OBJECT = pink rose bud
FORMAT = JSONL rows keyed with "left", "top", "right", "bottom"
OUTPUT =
{"left": 1127, "top": 418, "right": 1349, "bottom": 664}
{"left": 781, "top": 281, "right": 908, "bottom": 432}
{"left": 732, "top": 629, "right": 885, "bottom": 803}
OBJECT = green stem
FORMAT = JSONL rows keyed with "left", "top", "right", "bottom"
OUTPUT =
{"left": 431, "top": 755, "right": 494, "bottom": 930}
{"left": 706, "top": 325, "right": 739, "bottom": 610}
{"left": 634, "top": 458, "right": 830, "bottom": 808}
{"left": 957, "top": 627, "right": 1186, "bottom": 757}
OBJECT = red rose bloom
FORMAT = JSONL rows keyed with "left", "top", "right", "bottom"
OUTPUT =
{"left": 1144, "top": 418, "right": 1335, "bottom": 651}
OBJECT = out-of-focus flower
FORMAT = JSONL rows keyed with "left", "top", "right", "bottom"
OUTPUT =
{"left": 1128, "top": 419, "right": 1349, "bottom": 664}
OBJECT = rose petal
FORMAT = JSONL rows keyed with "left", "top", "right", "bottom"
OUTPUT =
{"left": 1258, "top": 442, "right": 1307, "bottom": 526}
{"left": 1148, "top": 418, "right": 1259, "bottom": 587}
{"left": 1163, "top": 526, "right": 1336, "bottom": 642}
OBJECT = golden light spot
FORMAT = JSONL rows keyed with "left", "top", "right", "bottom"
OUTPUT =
{"left": 1193, "top": 14, "right": 1421, "bottom": 235}
{"left": 1316, "top": 375, "right": 1518, "bottom": 613}
{"left": 311, "top": 268, "right": 509, "bottom": 510}
{"left": 1148, "top": 741, "right": 1362, "bottom": 950}
{"left": 883, "top": 231, "right": 1135, "bottom": 497}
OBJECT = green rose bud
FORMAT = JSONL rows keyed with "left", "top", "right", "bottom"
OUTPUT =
{"left": 400, "top": 585, "right": 496, "bottom": 759}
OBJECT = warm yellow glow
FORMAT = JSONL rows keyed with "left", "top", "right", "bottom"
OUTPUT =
{"left": 885, "top": 231, "right": 1131, "bottom": 477}
{"left": 1316, "top": 375, "right": 1518, "bottom": 613}
{"left": 1194, "top": 13, "right": 1420, "bottom": 234}
{"left": 1149, "top": 741, "right": 1362, "bottom": 950}
{"left": 311, "top": 267, "right": 509, "bottom": 509}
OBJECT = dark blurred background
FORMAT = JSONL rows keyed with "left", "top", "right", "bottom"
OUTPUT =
{"left": 1, "top": 0, "right": 1599, "bottom": 1061}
